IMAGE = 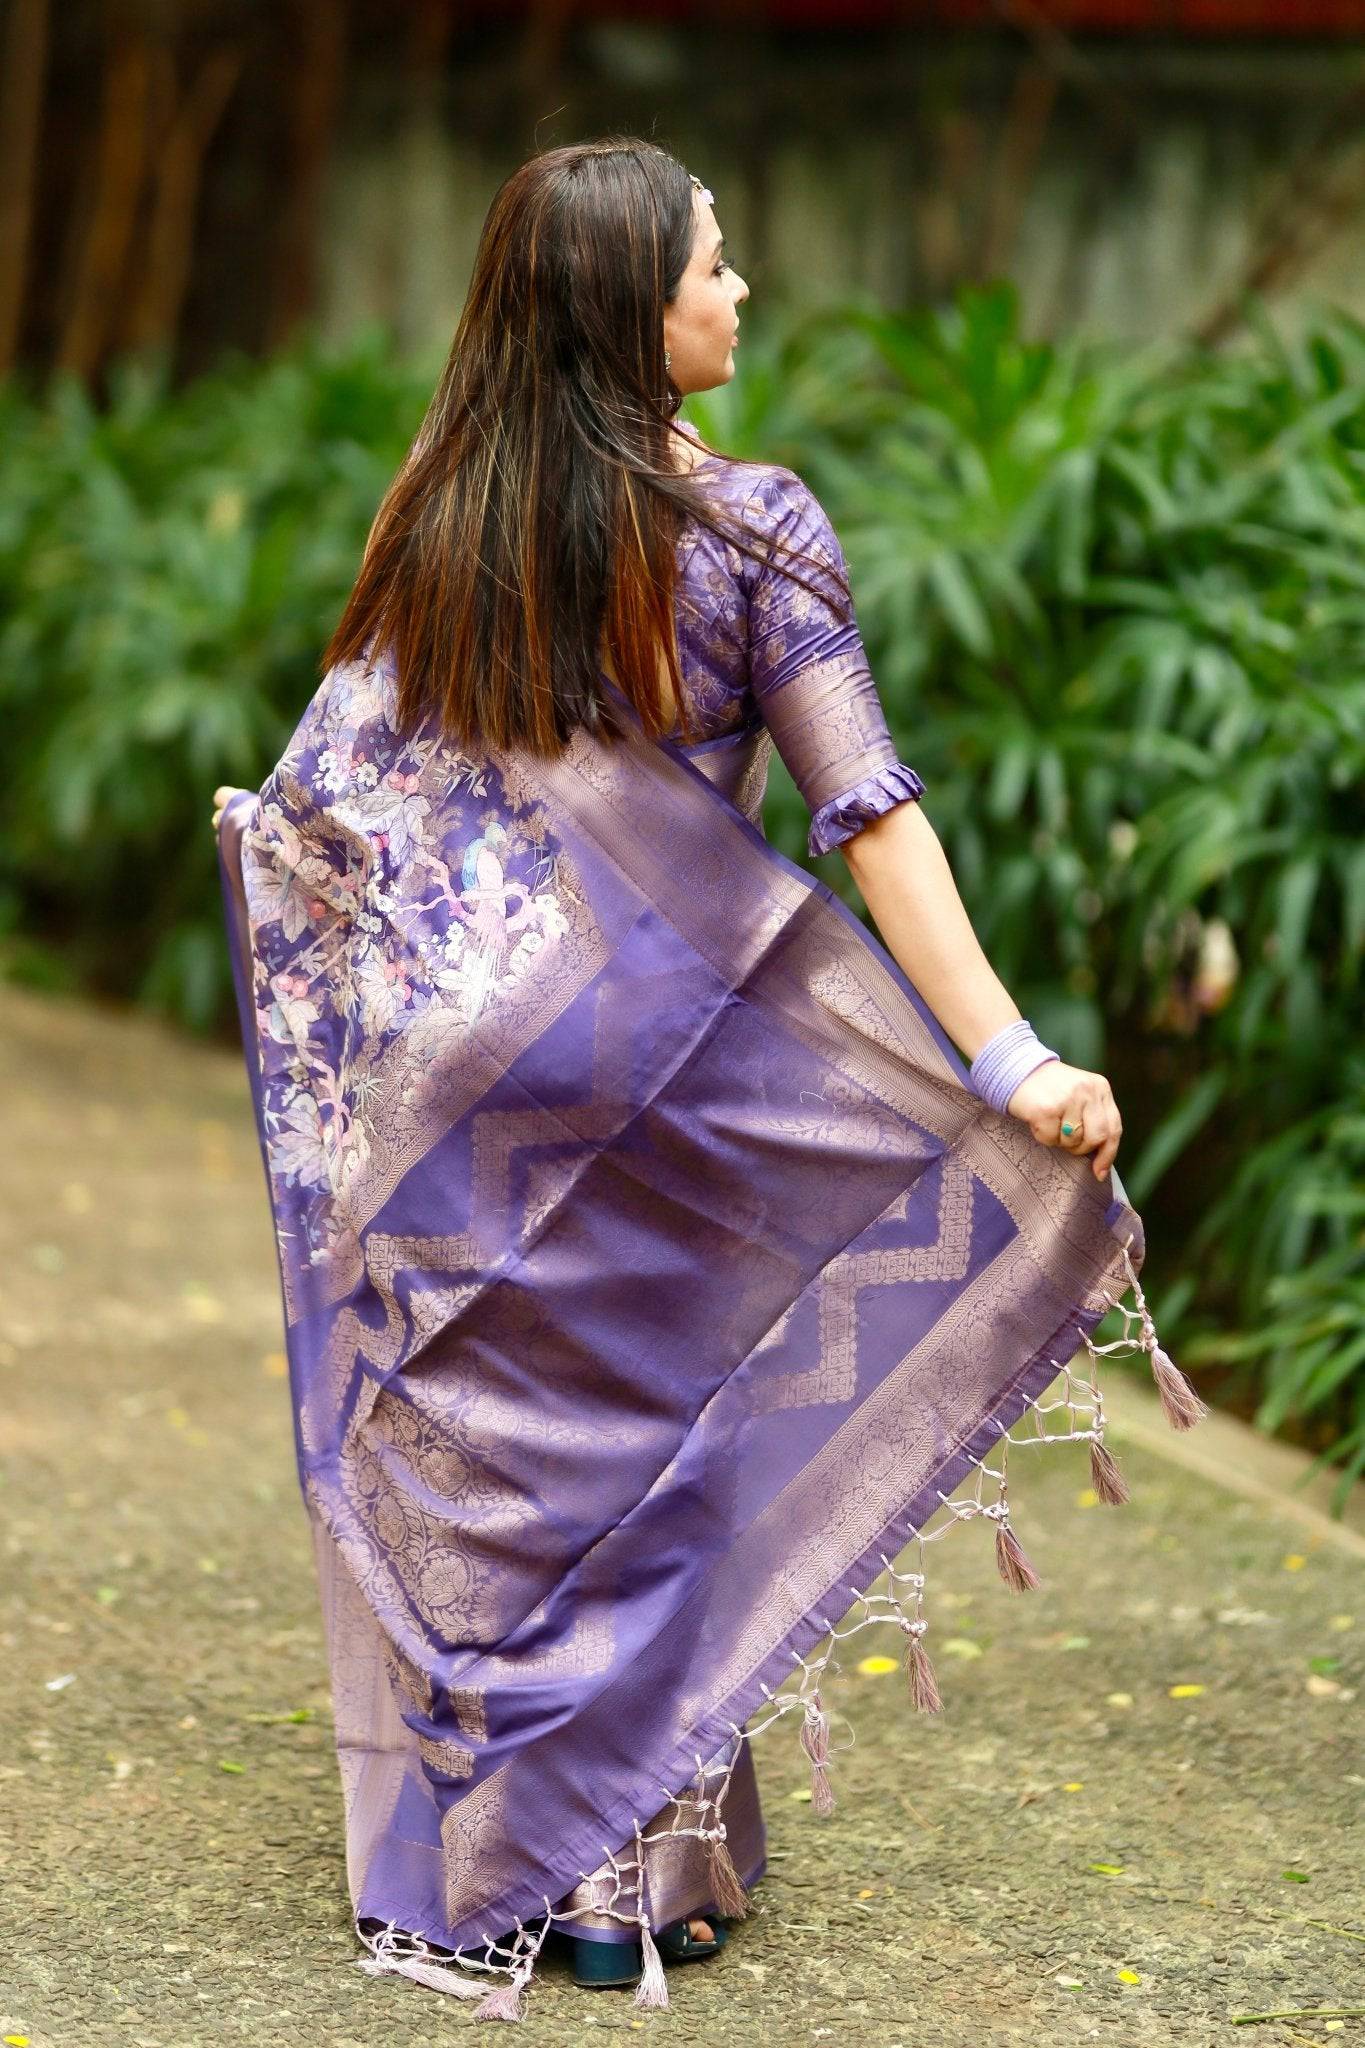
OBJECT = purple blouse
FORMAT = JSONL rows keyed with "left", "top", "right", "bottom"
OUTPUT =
{"left": 668, "top": 421, "right": 925, "bottom": 858}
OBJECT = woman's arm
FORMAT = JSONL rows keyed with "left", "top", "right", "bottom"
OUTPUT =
{"left": 841, "top": 800, "right": 1123, "bottom": 1181}
{"left": 840, "top": 798, "right": 1018, "bottom": 1062}
{"left": 738, "top": 464, "right": 1121, "bottom": 1181}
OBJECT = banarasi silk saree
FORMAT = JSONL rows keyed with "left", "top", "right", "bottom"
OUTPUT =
{"left": 215, "top": 427, "right": 1207, "bottom": 2021}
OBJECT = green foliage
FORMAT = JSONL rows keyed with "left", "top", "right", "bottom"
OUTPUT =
{"left": 692, "top": 286, "right": 1364, "bottom": 1499}
{"left": 0, "top": 324, "right": 440, "bottom": 1027}
{"left": 2, "top": 290, "right": 1361, "bottom": 1488}
{"left": 1176, "top": 1066, "right": 1365, "bottom": 1511}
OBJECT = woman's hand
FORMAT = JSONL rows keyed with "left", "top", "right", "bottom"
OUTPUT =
{"left": 1004, "top": 1059, "right": 1122, "bottom": 1181}
{"left": 212, "top": 785, "right": 248, "bottom": 833}
{"left": 832, "top": 808, "right": 1122, "bottom": 1180}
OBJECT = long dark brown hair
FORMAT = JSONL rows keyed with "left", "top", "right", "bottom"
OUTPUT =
{"left": 320, "top": 136, "right": 848, "bottom": 756}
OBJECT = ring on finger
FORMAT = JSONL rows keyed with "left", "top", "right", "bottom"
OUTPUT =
{"left": 1061, "top": 1118, "right": 1084, "bottom": 1138}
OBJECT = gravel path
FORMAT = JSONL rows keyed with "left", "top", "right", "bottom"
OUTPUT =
{"left": 2, "top": 982, "right": 1360, "bottom": 2048}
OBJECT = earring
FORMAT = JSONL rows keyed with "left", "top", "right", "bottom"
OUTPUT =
{"left": 664, "top": 349, "right": 672, "bottom": 372}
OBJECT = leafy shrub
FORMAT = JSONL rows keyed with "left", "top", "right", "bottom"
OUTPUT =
{"left": 695, "top": 287, "right": 1364, "bottom": 1500}
{"left": 0, "top": 327, "right": 441, "bottom": 1024}
{"left": 2, "top": 290, "right": 1360, "bottom": 1492}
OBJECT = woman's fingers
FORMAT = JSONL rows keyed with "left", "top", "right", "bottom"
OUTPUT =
{"left": 212, "top": 784, "right": 244, "bottom": 832}
{"left": 1073, "top": 1091, "right": 1121, "bottom": 1179}
{"left": 1039, "top": 1076, "right": 1122, "bottom": 1178}
{"left": 1090, "top": 1101, "right": 1123, "bottom": 1178}
{"left": 1000, "top": 1062, "right": 1123, "bottom": 1179}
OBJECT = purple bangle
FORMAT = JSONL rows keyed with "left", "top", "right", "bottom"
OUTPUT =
{"left": 968, "top": 1018, "right": 1060, "bottom": 1114}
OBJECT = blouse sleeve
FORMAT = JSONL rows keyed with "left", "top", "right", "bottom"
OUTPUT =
{"left": 742, "top": 468, "right": 925, "bottom": 858}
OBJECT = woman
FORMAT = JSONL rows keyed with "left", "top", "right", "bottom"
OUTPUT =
{"left": 213, "top": 138, "right": 1205, "bottom": 2021}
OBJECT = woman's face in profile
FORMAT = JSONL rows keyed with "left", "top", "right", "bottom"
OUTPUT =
{"left": 663, "top": 193, "right": 749, "bottom": 396}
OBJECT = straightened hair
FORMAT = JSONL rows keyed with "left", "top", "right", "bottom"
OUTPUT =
{"left": 321, "top": 136, "right": 848, "bottom": 754}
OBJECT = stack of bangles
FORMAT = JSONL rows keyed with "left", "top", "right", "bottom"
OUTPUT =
{"left": 967, "top": 1017, "right": 1080, "bottom": 1134}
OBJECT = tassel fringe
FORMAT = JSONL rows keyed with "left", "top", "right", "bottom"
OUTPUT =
{"left": 1150, "top": 1342, "right": 1210, "bottom": 1432}
{"left": 635, "top": 1917, "right": 671, "bottom": 2009}
{"left": 634, "top": 1828, "right": 671, "bottom": 2008}
{"left": 1089, "top": 1436, "right": 1131, "bottom": 1505}
{"left": 706, "top": 1824, "right": 752, "bottom": 1919}
{"left": 355, "top": 1951, "right": 490, "bottom": 1999}
{"left": 994, "top": 1517, "right": 1042, "bottom": 1592}
{"left": 473, "top": 1978, "right": 525, "bottom": 2022}
{"left": 798, "top": 1694, "right": 837, "bottom": 1813}
{"left": 349, "top": 1233, "right": 1208, "bottom": 2015}
{"left": 1100, "top": 1233, "right": 1209, "bottom": 1432}
{"left": 354, "top": 1921, "right": 496, "bottom": 2002}
{"left": 903, "top": 1627, "right": 944, "bottom": 1713}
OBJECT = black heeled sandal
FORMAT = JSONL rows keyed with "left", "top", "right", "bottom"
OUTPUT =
{"left": 657, "top": 1917, "right": 728, "bottom": 1962}
{"left": 570, "top": 1916, "right": 729, "bottom": 1988}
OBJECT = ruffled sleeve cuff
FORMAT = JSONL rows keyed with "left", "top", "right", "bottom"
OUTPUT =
{"left": 806, "top": 762, "right": 926, "bottom": 859}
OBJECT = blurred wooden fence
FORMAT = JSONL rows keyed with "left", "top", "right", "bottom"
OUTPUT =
{"left": 5, "top": 0, "right": 1365, "bottom": 390}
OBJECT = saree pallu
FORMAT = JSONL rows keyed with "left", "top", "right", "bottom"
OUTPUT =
{"left": 215, "top": 654, "right": 1206, "bottom": 2021}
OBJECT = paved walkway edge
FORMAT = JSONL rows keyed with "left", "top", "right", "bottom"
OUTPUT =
{"left": 1101, "top": 1369, "right": 1365, "bottom": 1559}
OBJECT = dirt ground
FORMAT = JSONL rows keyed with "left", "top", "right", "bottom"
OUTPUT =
{"left": 1, "top": 981, "right": 1361, "bottom": 2048}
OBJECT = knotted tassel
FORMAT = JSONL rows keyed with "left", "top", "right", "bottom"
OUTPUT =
{"left": 706, "top": 1822, "right": 751, "bottom": 1919}
{"left": 354, "top": 1923, "right": 492, "bottom": 2001}
{"left": 995, "top": 1517, "right": 1042, "bottom": 1592}
{"left": 473, "top": 1924, "right": 547, "bottom": 2024}
{"left": 1149, "top": 1342, "right": 1210, "bottom": 1432}
{"left": 1114, "top": 1236, "right": 1210, "bottom": 1435}
{"left": 798, "top": 1695, "right": 836, "bottom": 1815}
{"left": 356, "top": 1952, "right": 489, "bottom": 1999}
{"left": 634, "top": 1915, "right": 670, "bottom": 2009}
{"left": 473, "top": 1974, "right": 525, "bottom": 2022}
{"left": 903, "top": 1624, "right": 943, "bottom": 1713}
{"left": 1089, "top": 1436, "right": 1131, "bottom": 1506}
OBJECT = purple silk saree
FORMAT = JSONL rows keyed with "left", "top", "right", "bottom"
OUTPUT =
{"left": 214, "top": 444, "right": 1206, "bottom": 2021}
